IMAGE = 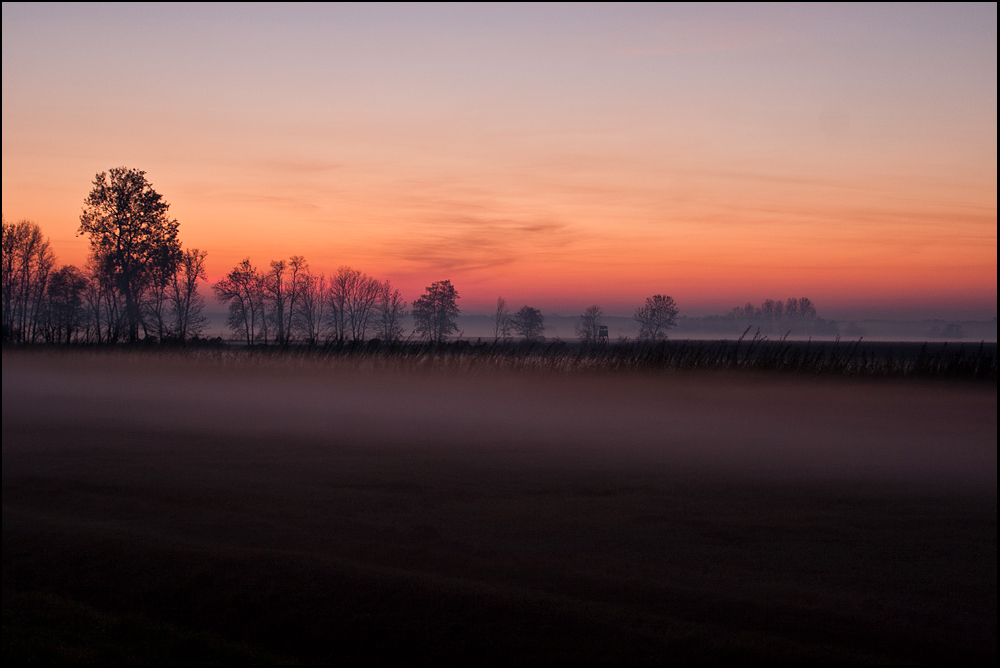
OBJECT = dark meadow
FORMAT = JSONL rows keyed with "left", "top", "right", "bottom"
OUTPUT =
{"left": 3, "top": 349, "right": 995, "bottom": 663}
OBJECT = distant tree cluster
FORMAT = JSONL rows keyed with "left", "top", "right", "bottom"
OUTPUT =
{"left": 929, "top": 322, "right": 965, "bottom": 339}
{"left": 214, "top": 260, "right": 409, "bottom": 345}
{"left": 3, "top": 168, "right": 208, "bottom": 344}
{"left": 727, "top": 297, "right": 837, "bottom": 336}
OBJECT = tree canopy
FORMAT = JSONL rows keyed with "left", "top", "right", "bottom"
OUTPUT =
{"left": 79, "top": 167, "right": 181, "bottom": 341}
{"left": 634, "top": 294, "right": 678, "bottom": 341}
{"left": 412, "top": 280, "right": 460, "bottom": 343}
{"left": 512, "top": 305, "right": 545, "bottom": 341}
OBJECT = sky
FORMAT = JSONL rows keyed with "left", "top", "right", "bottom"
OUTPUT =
{"left": 2, "top": 3, "right": 996, "bottom": 319}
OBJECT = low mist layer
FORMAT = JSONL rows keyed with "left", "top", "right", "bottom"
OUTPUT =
{"left": 4, "top": 351, "right": 995, "bottom": 488}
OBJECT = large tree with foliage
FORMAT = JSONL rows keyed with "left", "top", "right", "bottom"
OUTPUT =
{"left": 512, "top": 305, "right": 545, "bottom": 342}
{"left": 78, "top": 167, "right": 181, "bottom": 342}
{"left": 634, "top": 294, "right": 678, "bottom": 341}
{"left": 412, "top": 280, "right": 460, "bottom": 343}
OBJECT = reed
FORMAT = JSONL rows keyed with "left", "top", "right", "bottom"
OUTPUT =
{"left": 53, "top": 334, "right": 990, "bottom": 381}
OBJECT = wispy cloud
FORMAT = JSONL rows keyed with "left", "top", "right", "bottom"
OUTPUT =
{"left": 380, "top": 213, "right": 576, "bottom": 274}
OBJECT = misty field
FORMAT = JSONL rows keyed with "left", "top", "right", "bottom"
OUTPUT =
{"left": 3, "top": 350, "right": 996, "bottom": 663}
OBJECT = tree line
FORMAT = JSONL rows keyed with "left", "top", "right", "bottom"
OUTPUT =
{"left": 211, "top": 259, "right": 409, "bottom": 346}
{"left": 726, "top": 297, "right": 836, "bottom": 336}
{"left": 5, "top": 166, "right": 833, "bottom": 347}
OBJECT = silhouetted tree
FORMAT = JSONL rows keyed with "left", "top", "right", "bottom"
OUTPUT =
{"left": 493, "top": 297, "right": 512, "bottom": 343}
{"left": 78, "top": 167, "right": 182, "bottom": 342}
{"left": 214, "top": 259, "right": 265, "bottom": 345}
{"left": 796, "top": 297, "right": 817, "bottom": 334}
{"left": 325, "top": 266, "right": 379, "bottom": 342}
{"left": 42, "top": 265, "right": 88, "bottom": 343}
{"left": 375, "top": 280, "right": 407, "bottom": 343}
{"left": 412, "top": 280, "right": 459, "bottom": 343}
{"left": 512, "top": 305, "right": 545, "bottom": 341}
{"left": 83, "top": 255, "right": 126, "bottom": 342}
{"left": 348, "top": 273, "right": 381, "bottom": 342}
{"left": 292, "top": 263, "right": 325, "bottom": 345}
{"left": 326, "top": 266, "right": 350, "bottom": 342}
{"left": 264, "top": 259, "right": 289, "bottom": 345}
{"left": 634, "top": 294, "right": 678, "bottom": 340}
{"left": 575, "top": 305, "right": 604, "bottom": 344}
{"left": 264, "top": 258, "right": 309, "bottom": 346}
{"left": 726, "top": 297, "right": 832, "bottom": 337}
{"left": 325, "top": 266, "right": 381, "bottom": 342}
{"left": 2, "top": 218, "right": 54, "bottom": 342}
{"left": 730, "top": 302, "right": 757, "bottom": 320}
{"left": 784, "top": 298, "right": 799, "bottom": 321}
{"left": 168, "top": 248, "right": 208, "bottom": 342}
{"left": 284, "top": 256, "right": 309, "bottom": 342}
{"left": 143, "top": 259, "right": 173, "bottom": 341}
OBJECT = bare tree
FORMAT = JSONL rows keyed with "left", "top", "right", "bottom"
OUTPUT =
{"left": 285, "top": 256, "right": 310, "bottom": 343}
{"left": 81, "top": 259, "right": 104, "bottom": 343}
{"left": 575, "top": 305, "right": 604, "bottom": 344}
{"left": 512, "top": 305, "right": 545, "bottom": 341}
{"left": 493, "top": 297, "right": 512, "bottom": 343}
{"left": 263, "top": 259, "right": 291, "bottom": 345}
{"left": 729, "top": 302, "right": 757, "bottom": 321}
{"left": 293, "top": 268, "right": 326, "bottom": 346}
{"left": 375, "top": 280, "right": 407, "bottom": 343}
{"left": 634, "top": 295, "right": 678, "bottom": 341}
{"left": 785, "top": 297, "right": 799, "bottom": 320}
{"left": 96, "top": 257, "right": 129, "bottom": 342}
{"left": 143, "top": 262, "right": 173, "bottom": 341}
{"left": 214, "top": 259, "right": 264, "bottom": 345}
{"left": 0, "top": 216, "right": 14, "bottom": 336}
{"left": 796, "top": 297, "right": 817, "bottom": 334}
{"left": 412, "top": 280, "right": 460, "bottom": 343}
{"left": 2, "top": 218, "right": 55, "bottom": 342}
{"left": 326, "top": 266, "right": 354, "bottom": 342}
{"left": 168, "top": 248, "right": 208, "bottom": 342}
{"left": 349, "top": 274, "right": 381, "bottom": 342}
{"left": 83, "top": 255, "right": 126, "bottom": 343}
{"left": 259, "top": 255, "right": 312, "bottom": 345}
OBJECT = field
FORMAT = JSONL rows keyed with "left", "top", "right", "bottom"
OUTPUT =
{"left": 3, "top": 350, "right": 996, "bottom": 663}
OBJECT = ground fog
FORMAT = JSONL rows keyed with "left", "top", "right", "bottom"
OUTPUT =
{"left": 3, "top": 351, "right": 995, "bottom": 486}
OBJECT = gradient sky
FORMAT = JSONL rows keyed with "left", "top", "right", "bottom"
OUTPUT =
{"left": 3, "top": 3, "right": 996, "bottom": 319}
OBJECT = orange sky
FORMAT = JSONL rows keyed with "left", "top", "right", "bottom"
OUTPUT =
{"left": 3, "top": 4, "right": 996, "bottom": 318}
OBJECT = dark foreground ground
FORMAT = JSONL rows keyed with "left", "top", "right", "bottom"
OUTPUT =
{"left": 3, "top": 351, "right": 996, "bottom": 663}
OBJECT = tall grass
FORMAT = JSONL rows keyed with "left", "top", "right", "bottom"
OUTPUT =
{"left": 7, "top": 330, "right": 996, "bottom": 380}
{"left": 37, "top": 331, "right": 983, "bottom": 381}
